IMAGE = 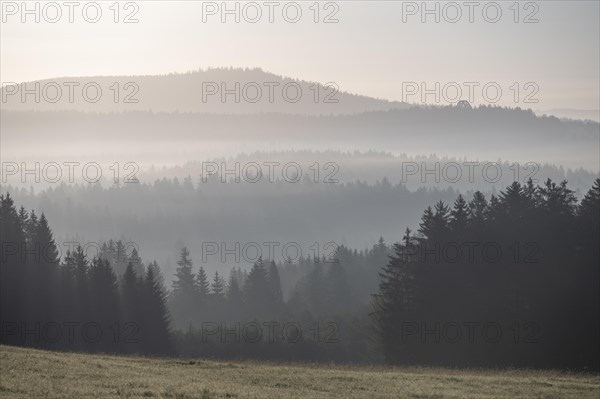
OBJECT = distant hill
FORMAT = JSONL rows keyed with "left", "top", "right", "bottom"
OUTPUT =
{"left": 4, "top": 68, "right": 599, "bottom": 122}
{"left": 0, "top": 67, "right": 409, "bottom": 115}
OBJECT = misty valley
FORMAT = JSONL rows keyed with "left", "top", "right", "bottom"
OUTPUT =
{"left": 1, "top": 3, "right": 599, "bottom": 398}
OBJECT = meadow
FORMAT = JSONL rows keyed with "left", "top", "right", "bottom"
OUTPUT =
{"left": 0, "top": 345, "right": 598, "bottom": 398}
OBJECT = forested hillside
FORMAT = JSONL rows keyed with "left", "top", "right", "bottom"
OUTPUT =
{"left": 2, "top": 178, "right": 598, "bottom": 368}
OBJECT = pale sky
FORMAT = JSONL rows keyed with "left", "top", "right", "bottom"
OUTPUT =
{"left": 1, "top": 0, "right": 599, "bottom": 110}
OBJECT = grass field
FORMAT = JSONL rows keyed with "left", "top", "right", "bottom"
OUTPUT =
{"left": 0, "top": 345, "right": 598, "bottom": 398}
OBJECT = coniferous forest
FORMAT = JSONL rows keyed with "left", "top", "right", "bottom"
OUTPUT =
{"left": 3, "top": 4, "right": 600, "bottom": 398}
{"left": 1, "top": 178, "right": 598, "bottom": 369}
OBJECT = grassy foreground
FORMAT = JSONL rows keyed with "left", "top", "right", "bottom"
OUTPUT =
{"left": 0, "top": 345, "right": 598, "bottom": 399}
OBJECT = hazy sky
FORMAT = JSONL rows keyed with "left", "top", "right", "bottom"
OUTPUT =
{"left": 1, "top": 1, "right": 599, "bottom": 110}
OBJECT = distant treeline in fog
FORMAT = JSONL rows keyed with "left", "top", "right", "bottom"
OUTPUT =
{"left": 5, "top": 150, "right": 597, "bottom": 195}
{"left": 1, "top": 177, "right": 465, "bottom": 279}
{"left": 3, "top": 159, "right": 598, "bottom": 280}
{"left": 4, "top": 106, "right": 599, "bottom": 170}
{"left": 139, "top": 150, "right": 598, "bottom": 193}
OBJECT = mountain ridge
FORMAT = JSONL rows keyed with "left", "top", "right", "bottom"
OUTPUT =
{"left": 0, "top": 67, "right": 410, "bottom": 115}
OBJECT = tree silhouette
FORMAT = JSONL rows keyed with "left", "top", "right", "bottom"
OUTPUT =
{"left": 211, "top": 271, "right": 225, "bottom": 297}
{"left": 170, "top": 247, "right": 197, "bottom": 328}
{"left": 450, "top": 194, "right": 468, "bottom": 233}
{"left": 372, "top": 179, "right": 599, "bottom": 369}
{"left": 244, "top": 257, "right": 271, "bottom": 317}
{"left": 142, "top": 264, "right": 172, "bottom": 355}
{"left": 266, "top": 260, "right": 283, "bottom": 309}
{"left": 196, "top": 266, "right": 210, "bottom": 299}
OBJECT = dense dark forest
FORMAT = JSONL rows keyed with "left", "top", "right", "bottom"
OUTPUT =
{"left": 372, "top": 178, "right": 600, "bottom": 369}
{"left": 1, "top": 178, "right": 598, "bottom": 369}
{"left": 0, "top": 197, "right": 172, "bottom": 355}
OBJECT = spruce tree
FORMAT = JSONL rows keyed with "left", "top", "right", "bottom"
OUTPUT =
{"left": 432, "top": 201, "right": 451, "bottom": 238}
{"left": 196, "top": 266, "right": 210, "bottom": 299}
{"left": 59, "top": 250, "right": 77, "bottom": 324}
{"left": 172, "top": 247, "right": 196, "bottom": 297}
{"left": 0, "top": 194, "right": 27, "bottom": 342}
{"left": 244, "top": 257, "right": 270, "bottom": 317}
{"left": 25, "top": 209, "right": 38, "bottom": 245}
{"left": 142, "top": 264, "right": 172, "bottom": 355}
{"left": 17, "top": 206, "right": 28, "bottom": 233}
{"left": 371, "top": 238, "right": 419, "bottom": 363}
{"left": 128, "top": 247, "right": 145, "bottom": 277}
{"left": 32, "top": 213, "right": 60, "bottom": 336}
{"left": 226, "top": 269, "right": 244, "bottom": 318}
{"left": 266, "top": 260, "right": 283, "bottom": 307}
{"left": 88, "top": 258, "right": 120, "bottom": 351}
{"left": 148, "top": 260, "right": 167, "bottom": 296}
{"left": 468, "top": 191, "right": 488, "bottom": 225}
{"left": 73, "top": 245, "right": 90, "bottom": 329}
{"left": 450, "top": 194, "right": 469, "bottom": 233}
{"left": 171, "top": 247, "right": 197, "bottom": 328}
{"left": 418, "top": 206, "right": 435, "bottom": 238}
{"left": 211, "top": 271, "right": 225, "bottom": 297}
{"left": 499, "top": 181, "right": 526, "bottom": 220}
{"left": 121, "top": 262, "right": 142, "bottom": 353}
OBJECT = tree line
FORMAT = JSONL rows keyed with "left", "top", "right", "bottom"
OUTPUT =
{"left": 1, "top": 178, "right": 598, "bottom": 368}
{"left": 0, "top": 195, "right": 171, "bottom": 355}
{"left": 372, "top": 178, "right": 599, "bottom": 369}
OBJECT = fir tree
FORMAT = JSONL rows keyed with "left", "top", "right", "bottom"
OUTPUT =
{"left": 32, "top": 213, "right": 60, "bottom": 331}
{"left": 196, "top": 266, "right": 210, "bottom": 299}
{"left": 88, "top": 258, "right": 120, "bottom": 351}
{"left": 171, "top": 247, "right": 197, "bottom": 328}
{"left": 450, "top": 194, "right": 469, "bottom": 233}
{"left": 211, "top": 271, "right": 225, "bottom": 297}
{"left": 468, "top": 191, "right": 488, "bottom": 225}
{"left": 371, "top": 239, "right": 419, "bottom": 363}
{"left": 172, "top": 247, "right": 196, "bottom": 298}
{"left": 226, "top": 269, "right": 244, "bottom": 312}
{"left": 266, "top": 260, "right": 283, "bottom": 307}
{"left": 244, "top": 257, "right": 270, "bottom": 316}
{"left": 142, "top": 264, "right": 172, "bottom": 355}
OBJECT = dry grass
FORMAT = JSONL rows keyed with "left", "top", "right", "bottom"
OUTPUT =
{"left": 0, "top": 345, "right": 598, "bottom": 398}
